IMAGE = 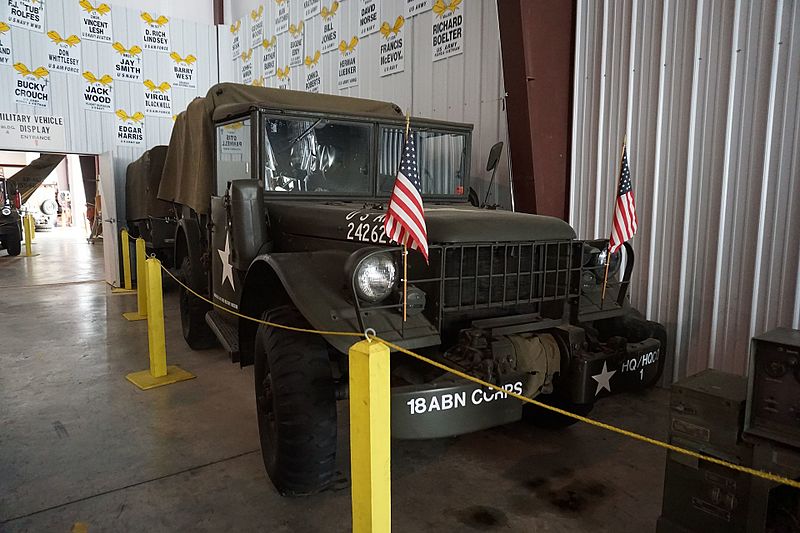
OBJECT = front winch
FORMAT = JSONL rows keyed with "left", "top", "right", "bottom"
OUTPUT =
{"left": 442, "top": 329, "right": 562, "bottom": 399}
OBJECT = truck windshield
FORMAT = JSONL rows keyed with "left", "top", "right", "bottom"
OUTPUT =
{"left": 378, "top": 127, "right": 467, "bottom": 197}
{"left": 262, "top": 116, "right": 372, "bottom": 194}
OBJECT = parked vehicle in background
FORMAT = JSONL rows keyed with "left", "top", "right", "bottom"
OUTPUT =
{"left": 22, "top": 183, "right": 58, "bottom": 230}
{"left": 125, "top": 146, "right": 177, "bottom": 268}
{"left": 0, "top": 175, "right": 23, "bottom": 256}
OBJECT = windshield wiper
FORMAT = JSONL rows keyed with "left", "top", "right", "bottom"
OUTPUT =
{"left": 288, "top": 119, "right": 323, "bottom": 149}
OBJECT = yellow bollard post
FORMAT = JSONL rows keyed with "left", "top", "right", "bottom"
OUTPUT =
{"left": 126, "top": 257, "right": 195, "bottom": 390}
{"left": 27, "top": 214, "right": 35, "bottom": 242}
{"left": 22, "top": 215, "right": 38, "bottom": 257}
{"left": 349, "top": 339, "right": 392, "bottom": 533}
{"left": 111, "top": 229, "right": 136, "bottom": 294}
{"left": 122, "top": 238, "right": 148, "bottom": 320}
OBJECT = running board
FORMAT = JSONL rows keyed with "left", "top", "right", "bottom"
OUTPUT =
{"left": 205, "top": 310, "right": 240, "bottom": 362}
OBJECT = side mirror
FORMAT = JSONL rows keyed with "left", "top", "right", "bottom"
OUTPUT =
{"left": 486, "top": 141, "right": 503, "bottom": 172}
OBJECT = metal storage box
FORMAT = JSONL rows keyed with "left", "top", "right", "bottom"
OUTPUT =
{"left": 745, "top": 327, "right": 800, "bottom": 448}
{"left": 745, "top": 437, "right": 800, "bottom": 532}
{"left": 669, "top": 369, "right": 751, "bottom": 463}
{"left": 657, "top": 451, "right": 751, "bottom": 533}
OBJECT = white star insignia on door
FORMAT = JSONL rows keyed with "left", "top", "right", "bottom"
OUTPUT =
{"left": 591, "top": 362, "right": 616, "bottom": 396}
{"left": 218, "top": 233, "right": 235, "bottom": 290}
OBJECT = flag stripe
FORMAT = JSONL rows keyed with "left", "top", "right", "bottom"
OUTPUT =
{"left": 608, "top": 145, "right": 637, "bottom": 255}
{"left": 384, "top": 132, "right": 429, "bottom": 263}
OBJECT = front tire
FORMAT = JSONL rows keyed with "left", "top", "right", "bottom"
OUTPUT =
{"left": 178, "top": 255, "right": 215, "bottom": 349}
{"left": 254, "top": 305, "right": 337, "bottom": 496}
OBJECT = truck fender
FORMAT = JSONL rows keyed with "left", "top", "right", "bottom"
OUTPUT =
{"left": 238, "top": 250, "right": 355, "bottom": 366}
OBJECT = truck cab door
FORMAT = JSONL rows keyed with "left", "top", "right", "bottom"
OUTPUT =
{"left": 211, "top": 117, "right": 252, "bottom": 316}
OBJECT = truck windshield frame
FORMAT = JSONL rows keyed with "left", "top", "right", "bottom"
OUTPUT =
{"left": 257, "top": 111, "right": 376, "bottom": 198}
{"left": 377, "top": 125, "right": 470, "bottom": 201}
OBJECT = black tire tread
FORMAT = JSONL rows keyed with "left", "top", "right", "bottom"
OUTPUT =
{"left": 179, "top": 255, "right": 215, "bottom": 349}
{"left": 255, "top": 305, "right": 337, "bottom": 496}
{"left": 5, "top": 227, "right": 21, "bottom": 256}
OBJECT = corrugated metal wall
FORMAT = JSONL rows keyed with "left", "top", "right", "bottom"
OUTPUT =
{"left": 571, "top": 0, "right": 800, "bottom": 380}
{"left": 221, "top": 0, "right": 512, "bottom": 207}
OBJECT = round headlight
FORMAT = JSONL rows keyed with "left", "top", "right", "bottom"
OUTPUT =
{"left": 355, "top": 253, "right": 398, "bottom": 303}
{"left": 1, "top": 207, "right": 10, "bottom": 216}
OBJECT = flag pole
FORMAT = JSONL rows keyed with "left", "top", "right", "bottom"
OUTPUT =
{"left": 601, "top": 133, "right": 627, "bottom": 306}
{"left": 402, "top": 113, "right": 410, "bottom": 322}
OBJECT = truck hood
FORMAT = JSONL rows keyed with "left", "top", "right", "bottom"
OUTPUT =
{"left": 266, "top": 201, "right": 576, "bottom": 244}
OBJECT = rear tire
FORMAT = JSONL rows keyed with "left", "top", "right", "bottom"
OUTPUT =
{"left": 5, "top": 227, "right": 21, "bottom": 256}
{"left": 254, "top": 305, "right": 337, "bottom": 496}
{"left": 179, "top": 255, "right": 215, "bottom": 349}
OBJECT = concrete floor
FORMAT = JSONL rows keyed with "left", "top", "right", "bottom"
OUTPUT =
{"left": 0, "top": 228, "right": 670, "bottom": 532}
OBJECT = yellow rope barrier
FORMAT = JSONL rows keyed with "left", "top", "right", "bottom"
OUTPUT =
{"left": 160, "top": 264, "right": 800, "bottom": 490}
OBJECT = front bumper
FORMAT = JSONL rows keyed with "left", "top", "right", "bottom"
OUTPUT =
{"left": 389, "top": 337, "right": 662, "bottom": 440}
{"left": 391, "top": 373, "right": 526, "bottom": 440}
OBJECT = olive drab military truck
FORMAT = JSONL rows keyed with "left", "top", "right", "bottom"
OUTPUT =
{"left": 157, "top": 83, "right": 667, "bottom": 496}
{"left": 125, "top": 146, "right": 177, "bottom": 268}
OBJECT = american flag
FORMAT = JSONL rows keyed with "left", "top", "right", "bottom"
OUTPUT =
{"left": 609, "top": 144, "right": 637, "bottom": 254}
{"left": 384, "top": 132, "right": 429, "bottom": 263}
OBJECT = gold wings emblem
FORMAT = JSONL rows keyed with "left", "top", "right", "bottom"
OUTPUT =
{"left": 380, "top": 17, "right": 405, "bottom": 38}
{"left": 433, "top": 0, "right": 462, "bottom": 16}
{"left": 241, "top": 49, "right": 253, "bottom": 62}
{"left": 230, "top": 20, "right": 241, "bottom": 33}
{"left": 14, "top": 63, "right": 49, "bottom": 78}
{"left": 143, "top": 79, "right": 171, "bottom": 92}
{"left": 79, "top": 0, "right": 111, "bottom": 15}
{"left": 338, "top": 36, "right": 358, "bottom": 54}
{"left": 112, "top": 42, "right": 142, "bottom": 56}
{"left": 116, "top": 109, "right": 144, "bottom": 122}
{"left": 276, "top": 66, "right": 290, "bottom": 80}
{"left": 321, "top": 1, "right": 339, "bottom": 20}
{"left": 224, "top": 122, "right": 244, "bottom": 130}
{"left": 141, "top": 12, "right": 168, "bottom": 26}
{"left": 169, "top": 52, "right": 196, "bottom": 64}
{"left": 289, "top": 21, "right": 304, "bottom": 37}
{"left": 304, "top": 50, "right": 321, "bottom": 67}
{"left": 251, "top": 76, "right": 265, "bottom": 87}
{"left": 82, "top": 71, "right": 113, "bottom": 85}
{"left": 0, "top": 22, "right": 9, "bottom": 34}
{"left": 47, "top": 30, "right": 81, "bottom": 46}
{"left": 274, "top": 0, "right": 286, "bottom": 5}
{"left": 261, "top": 36, "right": 277, "bottom": 49}
{"left": 250, "top": 6, "right": 263, "bottom": 20}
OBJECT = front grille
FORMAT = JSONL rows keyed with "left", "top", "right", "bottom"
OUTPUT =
{"left": 442, "top": 241, "right": 577, "bottom": 311}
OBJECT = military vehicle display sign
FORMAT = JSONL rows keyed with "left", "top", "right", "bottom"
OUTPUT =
{"left": 0, "top": 113, "right": 65, "bottom": 151}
